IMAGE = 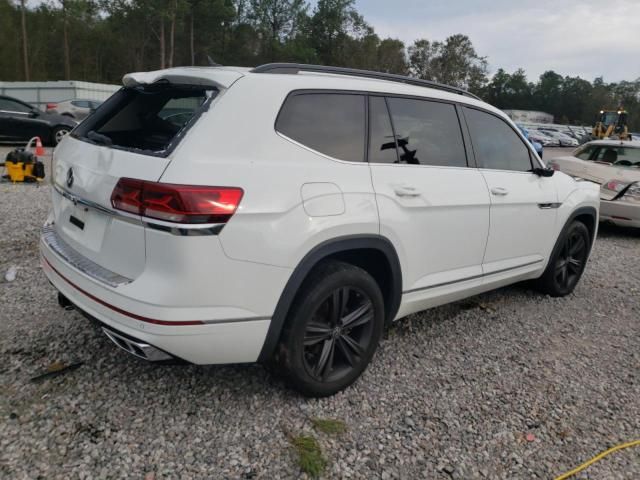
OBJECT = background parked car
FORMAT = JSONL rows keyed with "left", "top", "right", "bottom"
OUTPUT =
{"left": 528, "top": 129, "right": 560, "bottom": 147}
{"left": 548, "top": 139, "right": 640, "bottom": 228}
{"left": 517, "top": 125, "right": 544, "bottom": 158}
{"left": 537, "top": 129, "right": 579, "bottom": 147}
{"left": 0, "top": 95, "right": 77, "bottom": 145}
{"left": 46, "top": 99, "right": 102, "bottom": 121}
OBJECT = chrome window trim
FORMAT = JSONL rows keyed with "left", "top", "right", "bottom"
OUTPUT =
{"left": 0, "top": 109, "right": 29, "bottom": 115}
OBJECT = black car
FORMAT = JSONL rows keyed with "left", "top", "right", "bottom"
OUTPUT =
{"left": 0, "top": 95, "right": 77, "bottom": 146}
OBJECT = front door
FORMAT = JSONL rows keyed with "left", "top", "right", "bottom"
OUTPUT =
{"left": 463, "top": 107, "right": 558, "bottom": 275}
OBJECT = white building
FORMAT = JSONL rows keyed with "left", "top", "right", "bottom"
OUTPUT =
{"left": 503, "top": 109, "right": 554, "bottom": 124}
{"left": 0, "top": 80, "right": 119, "bottom": 109}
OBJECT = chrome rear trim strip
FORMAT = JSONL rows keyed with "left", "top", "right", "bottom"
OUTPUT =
{"left": 42, "top": 224, "right": 132, "bottom": 287}
{"left": 53, "top": 183, "right": 225, "bottom": 236}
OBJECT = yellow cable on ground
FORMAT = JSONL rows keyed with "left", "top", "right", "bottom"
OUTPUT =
{"left": 554, "top": 439, "right": 640, "bottom": 480}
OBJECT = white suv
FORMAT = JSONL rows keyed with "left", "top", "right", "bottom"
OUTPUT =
{"left": 40, "top": 64, "right": 600, "bottom": 396}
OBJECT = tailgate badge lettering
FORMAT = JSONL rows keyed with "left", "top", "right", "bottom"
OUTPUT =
{"left": 66, "top": 168, "right": 74, "bottom": 188}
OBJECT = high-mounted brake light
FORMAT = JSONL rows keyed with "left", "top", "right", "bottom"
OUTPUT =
{"left": 111, "top": 178, "right": 243, "bottom": 224}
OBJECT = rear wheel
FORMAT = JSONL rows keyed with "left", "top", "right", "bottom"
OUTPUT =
{"left": 536, "top": 220, "right": 590, "bottom": 296}
{"left": 278, "top": 261, "right": 384, "bottom": 397}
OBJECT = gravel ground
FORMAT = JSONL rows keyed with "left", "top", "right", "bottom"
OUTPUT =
{"left": 1, "top": 146, "right": 639, "bottom": 479}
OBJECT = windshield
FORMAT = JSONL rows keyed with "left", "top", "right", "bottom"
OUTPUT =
{"left": 575, "top": 144, "right": 640, "bottom": 167}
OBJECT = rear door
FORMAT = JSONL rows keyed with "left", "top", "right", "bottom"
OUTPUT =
{"left": 462, "top": 107, "right": 558, "bottom": 274}
{"left": 368, "top": 95, "right": 490, "bottom": 293}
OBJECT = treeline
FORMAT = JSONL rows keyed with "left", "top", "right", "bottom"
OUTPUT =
{"left": 1, "top": 0, "right": 638, "bottom": 129}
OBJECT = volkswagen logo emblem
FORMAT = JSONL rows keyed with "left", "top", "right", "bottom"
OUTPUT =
{"left": 66, "top": 168, "right": 74, "bottom": 188}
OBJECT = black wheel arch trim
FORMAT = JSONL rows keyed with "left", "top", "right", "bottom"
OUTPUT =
{"left": 257, "top": 234, "right": 402, "bottom": 362}
{"left": 546, "top": 206, "right": 598, "bottom": 268}
{"left": 565, "top": 206, "right": 598, "bottom": 246}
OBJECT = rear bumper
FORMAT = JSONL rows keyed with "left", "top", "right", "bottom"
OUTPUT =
{"left": 600, "top": 200, "right": 640, "bottom": 228}
{"left": 40, "top": 225, "right": 291, "bottom": 364}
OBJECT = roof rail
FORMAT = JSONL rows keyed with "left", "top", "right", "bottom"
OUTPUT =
{"left": 250, "top": 63, "right": 481, "bottom": 100}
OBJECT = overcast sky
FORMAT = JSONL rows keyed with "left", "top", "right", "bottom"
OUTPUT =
{"left": 355, "top": 0, "right": 640, "bottom": 82}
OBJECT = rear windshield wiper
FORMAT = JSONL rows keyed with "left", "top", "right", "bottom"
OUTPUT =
{"left": 86, "top": 130, "right": 113, "bottom": 146}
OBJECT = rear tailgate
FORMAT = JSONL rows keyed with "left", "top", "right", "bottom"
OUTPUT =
{"left": 48, "top": 67, "right": 246, "bottom": 281}
{"left": 51, "top": 138, "right": 169, "bottom": 280}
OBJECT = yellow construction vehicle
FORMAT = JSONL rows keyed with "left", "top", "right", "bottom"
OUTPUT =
{"left": 593, "top": 107, "right": 630, "bottom": 140}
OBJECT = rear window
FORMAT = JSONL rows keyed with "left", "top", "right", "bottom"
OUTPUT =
{"left": 74, "top": 84, "right": 215, "bottom": 155}
{"left": 276, "top": 93, "right": 366, "bottom": 162}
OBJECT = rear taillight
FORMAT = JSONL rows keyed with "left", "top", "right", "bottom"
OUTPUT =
{"left": 46, "top": 103, "right": 57, "bottom": 110}
{"left": 111, "top": 178, "right": 243, "bottom": 224}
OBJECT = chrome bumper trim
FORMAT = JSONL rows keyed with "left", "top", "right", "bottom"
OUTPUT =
{"left": 41, "top": 224, "right": 132, "bottom": 287}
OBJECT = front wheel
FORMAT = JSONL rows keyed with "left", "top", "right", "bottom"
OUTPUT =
{"left": 535, "top": 220, "right": 590, "bottom": 296}
{"left": 278, "top": 261, "right": 385, "bottom": 397}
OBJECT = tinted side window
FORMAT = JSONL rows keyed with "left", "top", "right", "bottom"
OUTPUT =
{"left": 385, "top": 97, "right": 467, "bottom": 167}
{"left": 0, "top": 99, "right": 31, "bottom": 113}
{"left": 464, "top": 108, "right": 532, "bottom": 172}
{"left": 369, "top": 96, "right": 398, "bottom": 164}
{"left": 277, "top": 93, "right": 365, "bottom": 163}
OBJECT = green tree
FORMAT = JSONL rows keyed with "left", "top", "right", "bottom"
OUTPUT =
{"left": 561, "top": 76, "right": 592, "bottom": 123}
{"left": 408, "top": 35, "right": 487, "bottom": 92}
{"left": 310, "top": 0, "right": 368, "bottom": 65}
{"left": 376, "top": 38, "right": 406, "bottom": 74}
{"left": 249, "top": 0, "right": 308, "bottom": 60}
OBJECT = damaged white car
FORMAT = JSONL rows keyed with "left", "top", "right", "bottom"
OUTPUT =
{"left": 549, "top": 140, "right": 640, "bottom": 228}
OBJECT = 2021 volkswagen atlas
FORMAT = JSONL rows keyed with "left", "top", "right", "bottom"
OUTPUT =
{"left": 41, "top": 64, "right": 600, "bottom": 396}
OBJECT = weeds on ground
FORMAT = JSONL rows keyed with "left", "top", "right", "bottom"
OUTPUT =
{"left": 311, "top": 418, "right": 347, "bottom": 435}
{"left": 289, "top": 435, "right": 326, "bottom": 478}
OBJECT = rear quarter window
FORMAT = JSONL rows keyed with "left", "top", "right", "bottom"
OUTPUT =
{"left": 276, "top": 92, "right": 366, "bottom": 163}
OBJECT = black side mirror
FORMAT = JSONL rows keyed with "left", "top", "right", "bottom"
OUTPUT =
{"left": 28, "top": 110, "right": 39, "bottom": 118}
{"left": 532, "top": 167, "right": 555, "bottom": 177}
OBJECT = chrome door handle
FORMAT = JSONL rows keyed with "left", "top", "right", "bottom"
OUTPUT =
{"left": 490, "top": 187, "right": 509, "bottom": 196}
{"left": 393, "top": 186, "right": 420, "bottom": 197}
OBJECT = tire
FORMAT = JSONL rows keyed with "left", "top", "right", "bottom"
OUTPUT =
{"left": 535, "top": 220, "right": 590, "bottom": 297}
{"left": 277, "top": 260, "right": 385, "bottom": 397}
{"left": 52, "top": 126, "right": 71, "bottom": 146}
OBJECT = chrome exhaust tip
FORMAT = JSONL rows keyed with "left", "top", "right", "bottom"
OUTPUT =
{"left": 102, "top": 328, "right": 173, "bottom": 362}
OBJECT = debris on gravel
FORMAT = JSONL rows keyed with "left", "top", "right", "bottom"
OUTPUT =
{"left": 1, "top": 161, "right": 639, "bottom": 479}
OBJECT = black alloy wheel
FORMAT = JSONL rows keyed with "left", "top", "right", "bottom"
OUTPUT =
{"left": 536, "top": 220, "right": 590, "bottom": 297}
{"left": 279, "top": 261, "right": 384, "bottom": 397}
{"left": 303, "top": 286, "right": 374, "bottom": 383}
{"left": 554, "top": 228, "right": 588, "bottom": 291}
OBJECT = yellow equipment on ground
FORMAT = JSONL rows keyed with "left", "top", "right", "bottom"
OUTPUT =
{"left": 1, "top": 137, "right": 46, "bottom": 183}
{"left": 592, "top": 108, "right": 630, "bottom": 140}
